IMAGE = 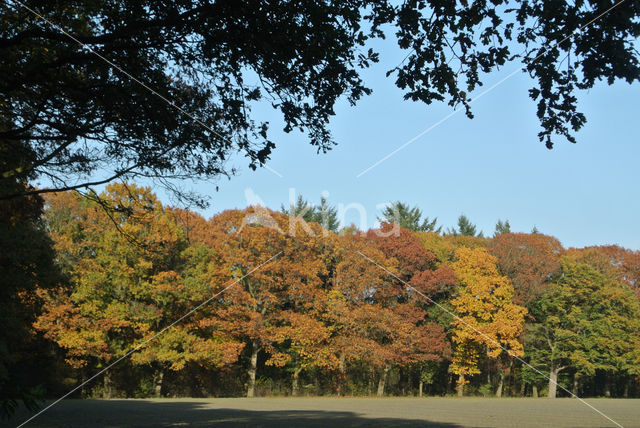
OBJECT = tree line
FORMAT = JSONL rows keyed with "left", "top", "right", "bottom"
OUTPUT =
{"left": 2, "top": 183, "right": 640, "bottom": 417}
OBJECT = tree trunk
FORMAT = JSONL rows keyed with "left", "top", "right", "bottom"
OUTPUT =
{"left": 572, "top": 373, "right": 580, "bottom": 397}
{"left": 419, "top": 379, "right": 423, "bottom": 397}
{"left": 154, "top": 369, "right": 164, "bottom": 398}
{"left": 103, "top": 371, "right": 112, "bottom": 399}
{"left": 507, "top": 358, "right": 514, "bottom": 396}
{"left": 519, "top": 380, "right": 525, "bottom": 397}
{"left": 369, "top": 367, "right": 375, "bottom": 395}
{"left": 496, "top": 371, "right": 505, "bottom": 398}
{"left": 337, "top": 354, "right": 346, "bottom": 396}
{"left": 457, "top": 374, "right": 465, "bottom": 397}
{"left": 292, "top": 365, "right": 302, "bottom": 396}
{"left": 486, "top": 348, "right": 491, "bottom": 385}
{"left": 247, "top": 340, "right": 260, "bottom": 398}
{"left": 604, "top": 375, "right": 612, "bottom": 398}
{"left": 80, "top": 368, "right": 87, "bottom": 399}
{"left": 532, "top": 385, "right": 538, "bottom": 398}
{"left": 623, "top": 378, "right": 630, "bottom": 398}
{"left": 548, "top": 362, "right": 561, "bottom": 398}
{"left": 377, "top": 367, "right": 389, "bottom": 396}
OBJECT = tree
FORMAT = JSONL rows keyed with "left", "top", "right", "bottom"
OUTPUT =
{"left": 281, "top": 195, "right": 339, "bottom": 233}
{"left": 566, "top": 246, "right": 640, "bottom": 298}
{"left": 527, "top": 258, "right": 640, "bottom": 398}
{"left": 378, "top": 202, "right": 440, "bottom": 232}
{"left": 488, "top": 233, "right": 563, "bottom": 305}
{"left": 494, "top": 220, "right": 511, "bottom": 236}
{"left": 0, "top": 178, "right": 59, "bottom": 417}
{"left": 268, "top": 311, "right": 337, "bottom": 396}
{"left": 450, "top": 247, "right": 527, "bottom": 396}
{"left": 448, "top": 215, "right": 482, "bottom": 237}
{"left": 328, "top": 234, "right": 450, "bottom": 396}
{"left": 281, "top": 196, "right": 315, "bottom": 223}
{"left": 367, "top": 223, "right": 436, "bottom": 281}
{"left": 36, "top": 184, "right": 238, "bottom": 397}
{"left": 3, "top": 1, "right": 639, "bottom": 199}
{"left": 203, "top": 207, "right": 330, "bottom": 397}
{"left": 313, "top": 196, "right": 340, "bottom": 233}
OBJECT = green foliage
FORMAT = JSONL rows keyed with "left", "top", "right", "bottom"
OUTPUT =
{"left": 527, "top": 258, "right": 640, "bottom": 395}
{"left": 378, "top": 202, "right": 440, "bottom": 232}
{"left": 477, "top": 384, "right": 493, "bottom": 397}
{"left": 281, "top": 196, "right": 315, "bottom": 223}
{"left": 314, "top": 197, "right": 340, "bottom": 233}
{"left": 448, "top": 215, "right": 482, "bottom": 237}
{"left": 494, "top": 220, "right": 511, "bottom": 236}
{"left": 281, "top": 195, "right": 339, "bottom": 233}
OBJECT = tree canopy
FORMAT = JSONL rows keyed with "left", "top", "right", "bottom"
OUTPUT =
{"left": 2, "top": 1, "right": 639, "bottom": 201}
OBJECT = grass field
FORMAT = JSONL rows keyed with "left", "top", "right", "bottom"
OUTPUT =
{"left": 10, "top": 397, "right": 640, "bottom": 427}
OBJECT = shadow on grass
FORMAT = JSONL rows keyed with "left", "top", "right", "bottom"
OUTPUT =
{"left": 11, "top": 399, "right": 465, "bottom": 427}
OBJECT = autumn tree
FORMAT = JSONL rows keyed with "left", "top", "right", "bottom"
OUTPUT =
{"left": 450, "top": 247, "right": 527, "bottom": 396}
{"left": 417, "top": 232, "right": 457, "bottom": 266}
{"left": 566, "top": 246, "right": 640, "bottom": 298}
{"left": 268, "top": 311, "right": 337, "bottom": 396}
{"left": 328, "top": 235, "right": 450, "bottom": 396}
{"left": 366, "top": 223, "right": 455, "bottom": 293}
{"left": 364, "top": 226, "right": 453, "bottom": 393}
{"left": 488, "top": 233, "right": 563, "bottom": 305}
{"left": 36, "top": 184, "right": 238, "bottom": 397}
{"left": 165, "top": 207, "right": 209, "bottom": 247}
{"left": 202, "top": 207, "right": 332, "bottom": 397}
{"left": 528, "top": 258, "right": 640, "bottom": 398}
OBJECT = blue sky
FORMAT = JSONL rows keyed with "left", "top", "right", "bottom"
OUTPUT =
{"left": 183, "top": 37, "right": 640, "bottom": 250}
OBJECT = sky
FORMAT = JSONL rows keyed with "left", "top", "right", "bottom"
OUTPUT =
{"left": 172, "top": 37, "right": 640, "bottom": 250}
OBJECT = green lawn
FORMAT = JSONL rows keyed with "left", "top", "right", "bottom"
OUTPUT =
{"left": 11, "top": 397, "right": 640, "bottom": 427}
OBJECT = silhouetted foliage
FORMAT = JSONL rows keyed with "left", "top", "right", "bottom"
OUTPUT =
{"left": 2, "top": 1, "right": 639, "bottom": 200}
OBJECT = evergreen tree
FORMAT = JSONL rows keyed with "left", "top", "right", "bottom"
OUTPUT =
{"left": 281, "top": 195, "right": 315, "bottom": 223}
{"left": 378, "top": 201, "right": 440, "bottom": 232}
{"left": 494, "top": 219, "right": 511, "bottom": 236}
{"left": 312, "top": 196, "right": 339, "bottom": 233}
{"left": 448, "top": 214, "right": 482, "bottom": 237}
{"left": 281, "top": 195, "right": 339, "bottom": 233}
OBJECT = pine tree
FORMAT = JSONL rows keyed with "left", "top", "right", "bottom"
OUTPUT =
{"left": 448, "top": 214, "right": 482, "bottom": 237}
{"left": 281, "top": 195, "right": 339, "bottom": 233}
{"left": 312, "top": 196, "right": 339, "bottom": 233}
{"left": 378, "top": 201, "right": 440, "bottom": 232}
{"left": 494, "top": 219, "right": 511, "bottom": 236}
{"left": 281, "top": 195, "right": 315, "bottom": 222}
